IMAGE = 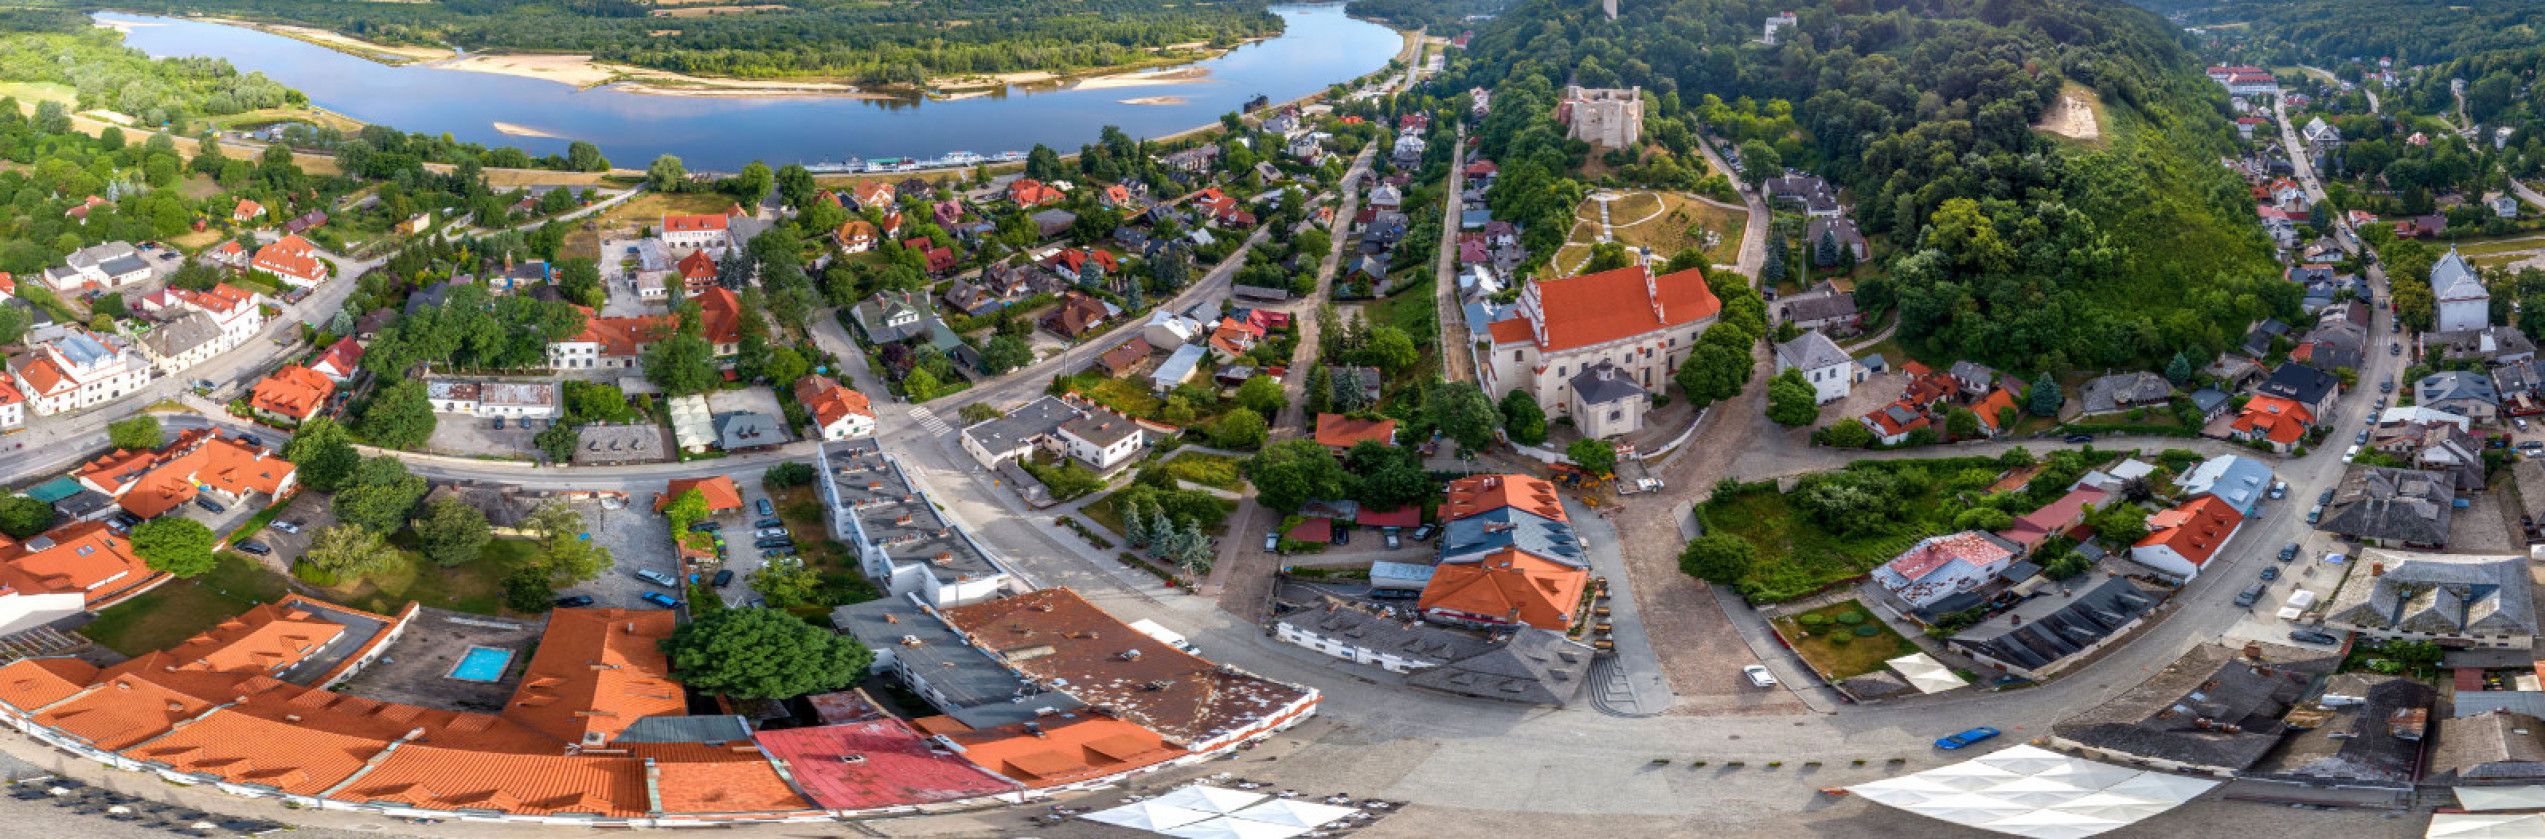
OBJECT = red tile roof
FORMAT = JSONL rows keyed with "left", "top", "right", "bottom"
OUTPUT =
{"left": 501, "top": 609, "right": 684, "bottom": 746}
{"left": 252, "top": 235, "right": 325, "bottom": 283}
{"left": 696, "top": 286, "right": 744, "bottom": 345}
{"left": 1972, "top": 388, "right": 2020, "bottom": 434}
{"left": 2135, "top": 496, "right": 2244, "bottom": 568}
{"left": 570, "top": 311, "right": 678, "bottom": 357}
{"left": 1359, "top": 506, "right": 1421, "bottom": 528}
{"left": 2233, "top": 395, "right": 2315, "bottom": 445}
{"left": 660, "top": 476, "right": 743, "bottom": 512}
{"left": 1284, "top": 516, "right": 1333, "bottom": 543}
{"left": 1418, "top": 548, "right": 1588, "bottom": 630}
{"left": 678, "top": 249, "right": 717, "bottom": 280}
{"left": 794, "top": 375, "right": 874, "bottom": 430}
{"left": 1313, "top": 414, "right": 1396, "bottom": 450}
{"left": 1998, "top": 486, "right": 2108, "bottom": 551}
{"left": 755, "top": 718, "right": 1020, "bottom": 808}
{"left": 0, "top": 657, "right": 97, "bottom": 710}
{"left": 1524, "top": 264, "right": 1719, "bottom": 352}
{"left": 936, "top": 712, "right": 1182, "bottom": 788}
{"left": 250, "top": 364, "right": 334, "bottom": 423}
{"left": 312, "top": 336, "right": 364, "bottom": 379}
{"left": 1441, "top": 474, "right": 1567, "bottom": 522}
{"left": 1883, "top": 532, "right": 2015, "bottom": 582}
{"left": 1009, "top": 178, "right": 1063, "bottom": 207}
{"left": 0, "top": 520, "right": 158, "bottom": 605}
{"left": 80, "top": 430, "right": 295, "bottom": 520}
{"left": 663, "top": 213, "right": 729, "bottom": 233}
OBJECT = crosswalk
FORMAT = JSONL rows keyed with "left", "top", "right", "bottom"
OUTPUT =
{"left": 906, "top": 406, "right": 952, "bottom": 437}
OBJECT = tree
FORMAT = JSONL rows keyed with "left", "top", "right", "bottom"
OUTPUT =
{"left": 1944, "top": 406, "right": 1981, "bottom": 440}
{"left": 1432, "top": 381, "right": 1499, "bottom": 451}
{"left": 2027, "top": 371, "right": 2064, "bottom": 417}
{"left": 566, "top": 141, "right": 609, "bottom": 172}
{"left": 1302, "top": 365, "right": 1333, "bottom": 414}
{"left": 0, "top": 496, "right": 53, "bottom": 539}
{"left": 1816, "top": 419, "right": 1875, "bottom": 448}
{"left": 978, "top": 334, "right": 1033, "bottom": 375}
{"left": 358, "top": 380, "right": 437, "bottom": 450}
{"left": 1208, "top": 408, "right": 1269, "bottom": 449}
{"left": 1736, "top": 139, "right": 1781, "bottom": 187}
{"left": 2164, "top": 352, "right": 2194, "bottom": 385}
{"left": 2087, "top": 503, "right": 2149, "bottom": 549}
{"left": 1326, "top": 368, "right": 1372, "bottom": 412}
{"left": 1247, "top": 439, "right": 1347, "bottom": 512}
{"left": 662, "top": 488, "right": 712, "bottom": 532}
{"left": 1675, "top": 330, "right": 1754, "bottom": 408}
{"left": 129, "top": 518, "right": 217, "bottom": 578}
{"left": 1766, "top": 368, "right": 1819, "bottom": 426}
{"left": 415, "top": 499, "right": 492, "bottom": 567}
{"left": 902, "top": 366, "right": 941, "bottom": 401}
{"left": 1814, "top": 227, "right": 1840, "bottom": 268}
{"left": 643, "top": 334, "right": 719, "bottom": 396}
{"left": 751, "top": 564, "right": 825, "bottom": 608}
{"left": 284, "top": 417, "right": 362, "bottom": 492}
{"left": 732, "top": 161, "right": 774, "bottom": 203}
{"left": 535, "top": 421, "right": 579, "bottom": 462}
{"left": 764, "top": 461, "right": 816, "bottom": 489}
{"left": 304, "top": 525, "right": 402, "bottom": 580}
{"left": 520, "top": 500, "right": 612, "bottom": 585}
{"left": 1760, "top": 237, "right": 1787, "bottom": 285}
{"left": 765, "top": 346, "right": 810, "bottom": 387}
{"left": 1236, "top": 376, "right": 1287, "bottom": 417}
{"left": 1564, "top": 439, "right": 1616, "bottom": 478}
{"left": 648, "top": 154, "right": 689, "bottom": 192}
{"left": 1679, "top": 534, "right": 1756, "bottom": 583}
{"left": 1361, "top": 325, "right": 1419, "bottom": 374}
{"left": 1499, "top": 389, "right": 1548, "bottom": 445}
{"left": 661, "top": 608, "right": 871, "bottom": 699}
{"left": 333, "top": 457, "right": 430, "bottom": 533}
{"left": 108, "top": 416, "right": 162, "bottom": 451}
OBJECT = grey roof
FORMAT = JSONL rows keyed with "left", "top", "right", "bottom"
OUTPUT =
{"left": 2050, "top": 644, "right": 2312, "bottom": 772}
{"left": 1275, "top": 601, "right": 1495, "bottom": 668}
{"left": 2455, "top": 693, "right": 2545, "bottom": 720}
{"left": 2324, "top": 550, "right": 2534, "bottom": 638}
{"left": 2261, "top": 363, "right": 2340, "bottom": 406}
{"left": 2077, "top": 371, "right": 2174, "bottom": 415}
{"left": 959, "top": 395, "right": 1082, "bottom": 457}
{"left": 1777, "top": 282, "right": 1858, "bottom": 325}
{"left": 2317, "top": 468, "right": 2457, "bottom": 546}
{"left": 2257, "top": 673, "right": 2433, "bottom": 784}
{"left": 2432, "top": 711, "right": 2545, "bottom": 781}
{"left": 2418, "top": 370, "right": 2499, "bottom": 409}
{"left": 573, "top": 423, "right": 666, "bottom": 464}
{"left": 1567, "top": 361, "right": 1645, "bottom": 406}
{"left": 823, "top": 439, "right": 1005, "bottom": 587}
{"left": 1948, "top": 360, "right": 1996, "bottom": 388}
{"left": 1152, "top": 344, "right": 1208, "bottom": 390}
{"left": 2434, "top": 248, "right": 2487, "bottom": 302}
{"left": 1773, "top": 331, "right": 1850, "bottom": 372}
{"left": 714, "top": 411, "right": 787, "bottom": 450}
{"left": 1058, "top": 414, "right": 1141, "bottom": 449}
{"left": 140, "top": 310, "right": 220, "bottom": 358}
{"left": 2191, "top": 387, "right": 2232, "bottom": 415}
{"left": 1949, "top": 577, "right": 2165, "bottom": 673}
{"left": 1369, "top": 560, "right": 1435, "bottom": 589}
{"left": 1402, "top": 628, "right": 1594, "bottom": 706}
{"left": 1440, "top": 507, "right": 1584, "bottom": 566}
{"left": 2426, "top": 325, "right": 2536, "bottom": 364}
{"left": 833, "top": 596, "right": 1083, "bottom": 728}
{"left": 850, "top": 290, "right": 943, "bottom": 345}
{"left": 613, "top": 715, "right": 754, "bottom": 745}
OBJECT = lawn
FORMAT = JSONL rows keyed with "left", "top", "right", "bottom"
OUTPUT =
{"left": 0, "top": 82, "right": 73, "bottom": 107}
{"left": 1697, "top": 458, "right": 2010, "bottom": 603}
{"left": 1549, "top": 191, "right": 1750, "bottom": 274}
{"left": 81, "top": 553, "right": 289, "bottom": 656}
{"left": 1772, "top": 600, "right": 1920, "bottom": 679}
{"left": 1162, "top": 452, "right": 1245, "bottom": 490}
{"left": 1066, "top": 373, "right": 1166, "bottom": 418}
{"left": 1085, "top": 491, "right": 1238, "bottom": 538}
{"left": 311, "top": 537, "right": 525, "bottom": 616}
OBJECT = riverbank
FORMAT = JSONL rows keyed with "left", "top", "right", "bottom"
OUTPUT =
{"left": 184, "top": 16, "right": 455, "bottom": 64}
{"left": 423, "top": 53, "right": 892, "bottom": 99}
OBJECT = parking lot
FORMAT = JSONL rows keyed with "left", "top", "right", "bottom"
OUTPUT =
{"left": 423, "top": 411, "right": 546, "bottom": 460}
{"left": 549, "top": 499, "right": 684, "bottom": 609}
{"left": 597, "top": 236, "right": 670, "bottom": 318}
{"left": 228, "top": 493, "right": 331, "bottom": 572}
{"left": 701, "top": 489, "right": 790, "bottom": 609}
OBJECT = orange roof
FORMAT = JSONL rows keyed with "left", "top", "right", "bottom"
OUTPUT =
{"left": 794, "top": 375, "right": 873, "bottom": 429}
{"left": 659, "top": 476, "right": 744, "bottom": 513}
{"left": 935, "top": 713, "right": 1181, "bottom": 788}
{"left": 1418, "top": 548, "right": 1589, "bottom": 630}
{"left": 1487, "top": 317, "right": 1534, "bottom": 345}
{"left": 0, "top": 376, "right": 27, "bottom": 407}
{"left": 336, "top": 743, "right": 651, "bottom": 816}
{"left": 249, "top": 364, "right": 335, "bottom": 422}
{"left": 678, "top": 249, "right": 717, "bottom": 280}
{"left": 853, "top": 181, "right": 895, "bottom": 207}
{"left": 1526, "top": 264, "right": 1719, "bottom": 352}
{"left": 0, "top": 520, "right": 157, "bottom": 606}
{"left": 124, "top": 708, "right": 387, "bottom": 796}
{"left": 696, "top": 286, "right": 743, "bottom": 345}
{"left": 755, "top": 718, "right": 1019, "bottom": 808}
{"left": 636, "top": 743, "right": 817, "bottom": 814}
{"left": 663, "top": 213, "right": 728, "bottom": 233}
{"left": 83, "top": 430, "right": 295, "bottom": 520}
{"left": 1314, "top": 414, "right": 1396, "bottom": 449}
{"left": 2232, "top": 395, "right": 2314, "bottom": 445}
{"left": 2134, "top": 496, "right": 2244, "bottom": 568}
{"left": 12, "top": 355, "right": 68, "bottom": 397}
{"left": 1973, "top": 388, "right": 2020, "bottom": 433}
{"left": 233, "top": 198, "right": 263, "bottom": 220}
{"left": 0, "top": 657, "right": 98, "bottom": 710}
{"left": 252, "top": 234, "right": 324, "bottom": 282}
{"left": 1009, "top": 178, "right": 1062, "bottom": 207}
{"left": 501, "top": 609, "right": 685, "bottom": 746}
{"left": 174, "top": 282, "right": 257, "bottom": 317}
{"left": 34, "top": 671, "right": 218, "bottom": 750}
{"left": 1441, "top": 474, "right": 1567, "bottom": 522}
{"left": 571, "top": 312, "right": 678, "bottom": 357}
{"left": 834, "top": 219, "right": 879, "bottom": 247}
{"left": 116, "top": 602, "right": 343, "bottom": 679}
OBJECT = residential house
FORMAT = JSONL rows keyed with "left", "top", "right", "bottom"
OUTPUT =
{"left": 1861, "top": 401, "right": 1933, "bottom": 446}
{"left": 2295, "top": 304, "right": 2370, "bottom": 372}
{"left": 2372, "top": 421, "right": 2486, "bottom": 492}
{"left": 2130, "top": 496, "right": 2244, "bottom": 581}
{"left": 248, "top": 365, "right": 334, "bottom": 425}
{"left": 308, "top": 337, "right": 363, "bottom": 384}
{"left": 1776, "top": 281, "right": 1861, "bottom": 335}
{"left": 0, "top": 521, "right": 161, "bottom": 633}
{"left": 660, "top": 213, "right": 731, "bottom": 252}
{"left": 170, "top": 283, "right": 264, "bottom": 352}
{"left": 138, "top": 311, "right": 223, "bottom": 375}
{"left": 834, "top": 219, "right": 880, "bottom": 254}
{"left": 1314, "top": 414, "right": 1396, "bottom": 454}
{"left": 2241, "top": 318, "right": 2289, "bottom": 358}
{"left": 1995, "top": 486, "right": 2108, "bottom": 556}
{"left": 1480, "top": 263, "right": 1717, "bottom": 438}
{"left": 1140, "top": 310, "right": 1203, "bottom": 349}
{"left": 1007, "top": 178, "right": 1063, "bottom": 208}
{"left": 2417, "top": 371, "right": 2499, "bottom": 423}
{"left": 1418, "top": 548, "right": 1588, "bottom": 631}
{"left": 2434, "top": 248, "right": 2491, "bottom": 332}
{"left": 1805, "top": 216, "right": 1869, "bottom": 264}
{"left": 1947, "top": 361, "right": 1998, "bottom": 400}
{"left": 2258, "top": 363, "right": 2342, "bottom": 418}
{"left": 204, "top": 240, "right": 248, "bottom": 273}
{"left": 903, "top": 237, "right": 956, "bottom": 274}
{"left": 231, "top": 199, "right": 263, "bottom": 224}
{"left": 2049, "top": 643, "right": 2317, "bottom": 776}
{"left": 955, "top": 396, "right": 1084, "bottom": 469}
{"left": 2318, "top": 467, "right": 2456, "bottom": 548}
{"left": 2075, "top": 371, "right": 2173, "bottom": 417}
{"left": 76, "top": 429, "right": 297, "bottom": 522}
{"left": 1055, "top": 415, "right": 1144, "bottom": 473}
{"left": 1205, "top": 318, "right": 1260, "bottom": 362}
{"left": 12, "top": 329, "right": 148, "bottom": 416}
{"left": 545, "top": 311, "right": 676, "bottom": 372}
{"left": 1091, "top": 338, "right": 1151, "bottom": 378}
{"left": 2496, "top": 360, "right": 2545, "bottom": 415}
{"left": 1871, "top": 532, "right": 2021, "bottom": 609}
{"left": 42, "top": 242, "right": 153, "bottom": 293}
{"left": 1150, "top": 344, "right": 1208, "bottom": 393}
{"left": 251, "top": 235, "right": 327, "bottom": 287}
{"left": 2425, "top": 325, "right": 2537, "bottom": 367}
{"left": 2177, "top": 455, "right": 2276, "bottom": 516}
{"left": 849, "top": 181, "right": 895, "bottom": 212}
{"left": 2324, "top": 550, "right": 2533, "bottom": 649}
{"left": 1039, "top": 293, "right": 1114, "bottom": 340}
{"left": 794, "top": 375, "right": 875, "bottom": 441}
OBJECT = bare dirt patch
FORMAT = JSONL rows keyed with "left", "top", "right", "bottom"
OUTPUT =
{"left": 2034, "top": 82, "right": 2105, "bottom": 143}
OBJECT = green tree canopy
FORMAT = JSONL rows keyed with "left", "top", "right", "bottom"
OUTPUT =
{"left": 107, "top": 416, "right": 162, "bottom": 451}
{"left": 1766, "top": 368, "right": 1820, "bottom": 426}
{"left": 1432, "top": 381, "right": 1499, "bottom": 451}
{"left": 660, "top": 608, "right": 872, "bottom": 699}
{"left": 415, "top": 498, "right": 492, "bottom": 567}
{"left": 304, "top": 524, "right": 402, "bottom": 581}
{"left": 129, "top": 517, "right": 217, "bottom": 578}
{"left": 358, "top": 380, "right": 438, "bottom": 450}
{"left": 332, "top": 456, "right": 429, "bottom": 534}
{"left": 1566, "top": 438, "right": 1617, "bottom": 477}
{"left": 1679, "top": 534, "right": 1756, "bottom": 584}
{"left": 1499, "top": 388, "right": 1548, "bottom": 445}
{"left": 1247, "top": 439, "right": 1346, "bottom": 513}
{"left": 0, "top": 496, "right": 53, "bottom": 539}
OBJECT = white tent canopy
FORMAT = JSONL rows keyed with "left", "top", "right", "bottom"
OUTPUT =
{"left": 1229, "top": 798, "right": 1360, "bottom": 828}
{"left": 1152, "top": 785, "right": 1270, "bottom": 815}
{"left": 1161, "top": 817, "right": 1312, "bottom": 839}
{"left": 1848, "top": 745, "right": 2218, "bottom": 838}
{"left": 1888, "top": 652, "right": 1971, "bottom": 694}
{"left": 1082, "top": 801, "right": 1220, "bottom": 832}
{"left": 2456, "top": 786, "right": 2545, "bottom": 812}
{"left": 2429, "top": 813, "right": 2545, "bottom": 838}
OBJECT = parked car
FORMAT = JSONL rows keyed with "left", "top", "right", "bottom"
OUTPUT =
{"left": 688, "top": 521, "right": 721, "bottom": 533}
{"left": 2234, "top": 583, "right": 2266, "bottom": 607}
{"left": 711, "top": 569, "right": 735, "bottom": 588}
{"left": 754, "top": 538, "right": 794, "bottom": 550}
{"left": 2259, "top": 566, "right": 2280, "bottom": 582}
{"left": 2062, "top": 433, "right": 2094, "bottom": 444}
{"left": 635, "top": 569, "right": 679, "bottom": 587}
{"left": 2390, "top": 342, "right": 2403, "bottom": 356}
{"left": 2354, "top": 430, "right": 2369, "bottom": 446}
{"left": 1410, "top": 524, "right": 1436, "bottom": 542}
{"left": 1264, "top": 531, "right": 1280, "bottom": 552}
{"left": 235, "top": 540, "right": 271, "bottom": 556}
{"left": 1743, "top": 665, "right": 1778, "bottom": 688}
{"left": 552, "top": 595, "right": 596, "bottom": 608}
{"left": 238, "top": 434, "right": 263, "bottom": 448}
{"left": 762, "top": 546, "right": 796, "bottom": 558}
{"left": 493, "top": 417, "right": 505, "bottom": 430}
{"left": 1332, "top": 528, "right": 1350, "bottom": 546}
{"left": 2290, "top": 629, "right": 2342, "bottom": 646}
{"left": 640, "top": 592, "right": 681, "bottom": 609}
{"left": 753, "top": 518, "right": 784, "bottom": 529}
{"left": 270, "top": 520, "right": 302, "bottom": 534}
{"left": 2318, "top": 488, "right": 2335, "bottom": 505}
{"left": 2343, "top": 445, "right": 2361, "bottom": 462}
{"left": 755, "top": 498, "right": 775, "bottom": 517}
{"left": 2269, "top": 481, "right": 2287, "bottom": 499}
{"left": 1935, "top": 727, "right": 2002, "bottom": 750}
{"left": 2278, "top": 542, "right": 2300, "bottom": 562}
{"left": 1384, "top": 530, "right": 1402, "bottom": 550}
{"left": 193, "top": 496, "right": 227, "bottom": 514}
{"left": 2380, "top": 379, "right": 2394, "bottom": 393}
{"left": 754, "top": 527, "right": 788, "bottom": 539}
{"left": 2307, "top": 504, "right": 2325, "bottom": 524}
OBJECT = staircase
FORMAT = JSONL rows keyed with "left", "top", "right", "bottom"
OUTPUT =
{"left": 0, "top": 626, "right": 87, "bottom": 662}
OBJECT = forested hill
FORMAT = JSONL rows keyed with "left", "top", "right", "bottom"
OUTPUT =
{"left": 1450, "top": 0, "right": 2287, "bottom": 372}
{"left": 70, "top": 0, "right": 1282, "bottom": 86}
{"left": 2131, "top": 0, "right": 2545, "bottom": 66}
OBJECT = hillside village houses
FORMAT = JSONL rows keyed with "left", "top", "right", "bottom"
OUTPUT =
{"left": 1481, "top": 262, "right": 1720, "bottom": 439}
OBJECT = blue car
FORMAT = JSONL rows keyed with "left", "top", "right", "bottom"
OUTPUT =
{"left": 640, "top": 592, "right": 681, "bottom": 609}
{"left": 1935, "top": 726, "right": 2002, "bottom": 750}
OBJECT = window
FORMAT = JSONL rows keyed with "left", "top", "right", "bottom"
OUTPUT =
{"left": 1609, "top": 410, "right": 1622, "bottom": 422}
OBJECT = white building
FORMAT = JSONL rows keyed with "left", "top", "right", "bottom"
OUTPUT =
{"left": 1481, "top": 262, "right": 1717, "bottom": 437}
{"left": 956, "top": 395, "right": 1084, "bottom": 469}
{"left": 1763, "top": 11, "right": 1799, "bottom": 44}
{"left": 1773, "top": 331, "right": 1859, "bottom": 403}
{"left": 1558, "top": 86, "right": 1644, "bottom": 148}
{"left": 1056, "top": 415, "right": 1144, "bottom": 473}
{"left": 2434, "top": 248, "right": 2491, "bottom": 333}
{"left": 425, "top": 379, "right": 560, "bottom": 420}
{"left": 170, "top": 284, "right": 266, "bottom": 354}
{"left": 817, "top": 440, "right": 1014, "bottom": 608}
{"left": 12, "top": 330, "right": 150, "bottom": 416}
{"left": 660, "top": 213, "right": 732, "bottom": 252}
{"left": 41, "top": 242, "right": 152, "bottom": 293}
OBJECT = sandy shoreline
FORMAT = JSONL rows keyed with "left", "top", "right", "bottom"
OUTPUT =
{"left": 200, "top": 17, "right": 456, "bottom": 63}
{"left": 425, "top": 53, "right": 892, "bottom": 99}
{"left": 1119, "top": 96, "right": 1189, "bottom": 106}
{"left": 1072, "top": 66, "right": 1212, "bottom": 91}
{"left": 490, "top": 121, "right": 563, "bottom": 139}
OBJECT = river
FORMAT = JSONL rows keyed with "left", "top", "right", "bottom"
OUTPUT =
{"left": 99, "top": 5, "right": 1401, "bottom": 172}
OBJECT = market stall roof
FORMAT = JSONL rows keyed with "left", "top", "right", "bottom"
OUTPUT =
{"left": 1081, "top": 800, "right": 1219, "bottom": 832}
{"left": 2429, "top": 813, "right": 2545, "bottom": 838}
{"left": 1152, "top": 785, "right": 1268, "bottom": 815}
{"left": 1888, "top": 652, "right": 1971, "bottom": 695}
{"left": 2456, "top": 786, "right": 2545, "bottom": 812}
{"left": 1846, "top": 744, "right": 2217, "bottom": 838}
{"left": 1226, "top": 798, "right": 1359, "bottom": 828}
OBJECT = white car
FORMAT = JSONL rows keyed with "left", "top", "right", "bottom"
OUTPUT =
{"left": 2343, "top": 445, "right": 2360, "bottom": 463}
{"left": 754, "top": 527, "right": 789, "bottom": 539}
{"left": 1743, "top": 664, "right": 1778, "bottom": 688}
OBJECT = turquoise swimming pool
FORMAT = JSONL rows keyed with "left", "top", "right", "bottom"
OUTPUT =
{"left": 448, "top": 646, "right": 515, "bottom": 682}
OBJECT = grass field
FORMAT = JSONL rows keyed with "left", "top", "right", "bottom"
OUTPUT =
{"left": 1067, "top": 374, "right": 1167, "bottom": 418}
{"left": 1085, "top": 491, "right": 1239, "bottom": 538}
{"left": 568, "top": 190, "right": 741, "bottom": 259}
{"left": 1549, "top": 191, "right": 1749, "bottom": 275}
{"left": 313, "top": 537, "right": 528, "bottom": 616}
{"left": 0, "top": 82, "right": 73, "bottom": 106}
{"left": 208, "top": 106, "right": 364, "bottom": 134}
{"left": 1162, "top": 452, "right": 1245, "bottom": 490}
{"left": 1697, "top": 463, "right": 2000, "bottom": 603}
{"left": 1772, "top": 600, "right": 1920, "bottom": 679}
{"left": 767, "top": 484, "right": 883, "bottom": 612}
{"left": 81, "top": 553, "right": 290, "bottom": 656}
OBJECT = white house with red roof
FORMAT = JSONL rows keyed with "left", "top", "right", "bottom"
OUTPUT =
{"left": 1481, "top": 263, "right": 1719, "bottom": 437}
{"left": 794, "top": 375, "right": 874, "bottom": 440}
{"left": 2129, "top": 496, "right": 2244, "bottom": 581}
{"left": 310, "top": 337, "right": 365, "bottom": 382}
{"left": 251, "top": 235, "right": 328, "bottom": 287}
{"left": 1871, "top": 531, "right": 2022, "bottom": 609}
{"left": 170, "top": 283, "right": 266, "bottom": 352}
{"left": 0, "top": 377, "right": 26, "bottom": 430}
{"left": 203, "top": 240, "right": 249, "bottom": 272}
{"left": 660, "top": 213, "right": 732, "bottom": 252}
{"left": 11, "top": 329, "right": 148, "bottom": 416}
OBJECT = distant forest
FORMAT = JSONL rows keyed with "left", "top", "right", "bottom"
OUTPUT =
{"left": 1449, "top": 0, "right": 2285, "bottom": 371}
{"left": 2132, "top": 0, "right": 2545, "bottom": 66}
{"left": 1344, "top": 0, "right": 1509, "bottom": 32}
{"left": 65, "top": 0, "right": 1283, "bottom": 85}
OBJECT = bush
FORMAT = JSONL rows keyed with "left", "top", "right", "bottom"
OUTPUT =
{"left": 1833, "top": 611, "right": 1865, "bottom": 625}
{"left": 1798, "top": 613, "right": 1829, "bottom": 626}
{"left": 1853, "top": 624, "right": 1881, "bottom": 637}
{"left": 1828, "top": 633, "right": 1853, "bottom": 646}
{"left": 291, "top": 561, "right": 342, "bottom": 587}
